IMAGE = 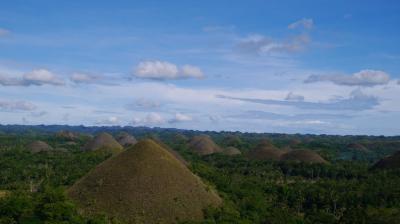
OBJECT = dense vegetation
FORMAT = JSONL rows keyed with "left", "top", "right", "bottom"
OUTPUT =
{"left": 191, "top": 155, "right": 400, "bottom": 223}
{"left": 0, "top": 125, "right": 399, "bottom": 223}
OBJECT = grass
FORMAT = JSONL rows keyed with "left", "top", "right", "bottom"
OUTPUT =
{"left": 84, "top": 132, "right": 123, "bottom": 154}
{"left": 68, "top": 139, "right": 221, "bottom": 224}
{"left": 188, "top": 135, "right": 222, "bottom": 156}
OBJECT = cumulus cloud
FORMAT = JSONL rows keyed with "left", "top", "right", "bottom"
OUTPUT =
{"left": 0, "top": 28, "right": 10, "bottom": 36}
{"left": 23, "top": 69, "right": 65, "bottom": 86}
{"left": 0, "top": 69, "right": 65, "bottom": 86}
{"left": 0, "top": 100, "right": 37, "bottom": 111}
{"left": 169, "top": 113, "right": 192, "bottom": 123}
{"left": 285, "top": 92, "right": 305, "bottom": 101}
{"left": 236, "top": 19, "right": 314, "bottom": 56}
{"left": 288, "top": 18, "right": 314, "bottom": 30}
{"left": 0, "top": 75, "right": 21, "bottom": 86}
{"left": 181, "top": 65, "right": 204, "bottom": 78}
{"left": 217, "top": 89, "right": 379, "bottom": 111}
{"left": 305, "top": 70, "right": 390, "bottom": 86}
{"left": 132, "top": 113, "right": 165, "bottom": 126}
{"left": 133, "top": 60, "right": 204, "bottom": 80}
{"left": 144, "top": 113, "right": 164, "bottom": 124}
{"left": 70, "top": 73, "right": 101, "bottom": 84}
{"left": 237, "top": 33, "right": 311, "bottom": 55}
{"left": 96, "top": 116, "right": 120, "bottom": 125}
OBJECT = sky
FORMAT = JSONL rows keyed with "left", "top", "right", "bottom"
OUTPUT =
{"left": 0, "top": 0, "right": 400, "bottom": 135}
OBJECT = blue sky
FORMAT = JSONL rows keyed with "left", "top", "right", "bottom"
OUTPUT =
{"left": 0, "top": 0, "right": 400, "bottom": 135}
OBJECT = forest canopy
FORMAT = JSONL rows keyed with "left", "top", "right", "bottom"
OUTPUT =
{"left": 0, "top": 125, "right": 399, "bottom": 224}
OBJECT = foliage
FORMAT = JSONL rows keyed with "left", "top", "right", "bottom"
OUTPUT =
{"left": 1, "top": 127, "right": 400, "bottom": 224}
{"left": 190, "top": 155, "right": 400, "bottom": 224}
{"left": 0, "top": 186, "right": 111, "bottom": 224}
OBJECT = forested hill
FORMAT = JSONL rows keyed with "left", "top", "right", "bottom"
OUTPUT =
{"left": 1, "top": 124, "right": 399, "bottom": 162}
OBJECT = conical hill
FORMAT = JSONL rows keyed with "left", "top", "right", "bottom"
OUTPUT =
{"left": 188, "top": 135, "right": 222, "bottom": 156}
{"left": 83, "top": 132, "right": 123, "bottom": 154}
{"left": 247, "top": 140, "right": 283, "bottom": 161}
{"left": 115, "top": 132, "right": 137, "bottom": 147}
{"left": 372, "top": 151, "right": 400, "bottom": 169}
{"left": 281, "top": 149, "right": 328, "bottom": 164}
{"left": 26, "top": 140, "right": 53, "bottom": 153}
{"left": 68, "top": 139, "right": 221, "bottom": 224}
{"left": 149, "top": 136, "right": 189, "bottom": 166}
{"left": 223, "top": 146, "right": 242, "bottom": 156}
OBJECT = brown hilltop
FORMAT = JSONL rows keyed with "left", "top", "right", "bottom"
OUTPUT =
{"left": 174, "top": 133, "right": 189, "bottom": 142}
{"left": 223, "top": 146, "right": 242, "bottom": 156}
{"left": 83, "top": 132, "right": 123, "bottom": 154}
{"left": 372, "top": 151, "right": 400, "bottom": 170}
{"left": 188, "top": 134, "right": 223, "bottom": 156}
{"left": 115, "top": 132, "right": 137, "bottom": 147}
{"left": 347, "top": 143, "right": 370, "bottom": 152}
{"left": 55, "top": 130, "right": 79, "bottom": 140}
{"left": 247, "top": 140, "right": 283, "bottom": 161}
{"left": 149, "top": 136, "right": 189, "bottom": 166}
{"left": 281, "top": 149, "right": 328, "bottom": 164}
{"left": 222, "top": 134, "right": 242, "bottom": 146}
{"left": 68, "top": 139, "right": 221, "bottom": 224}
{"left": 288, "top": 139, "right": 302, "bottom": 148}
{"left": 26, "top": 140, "right": 53, "bottom": 153}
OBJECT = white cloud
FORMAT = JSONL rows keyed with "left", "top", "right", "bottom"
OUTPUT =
{"left": 236, "top": 20, "right": 314, "bottom": 56}
{"left": 305, "top": 70, "right": 390, "bottom": 86}
{"left": 145, "top": 113, "right": 164, "bottom": 124}
{"left": 96, "top": 116, "right": 120, "bottom": 125}
{"left": 132, "top": 112, "right": 165, "bottom": 126}
{"left": 237, "top": 33, "right": 311, "bottom": 55}
{"left": 135, "top": 61, "right": 178, "bottom": 79}
{"left": 169, "top": 113, "right": 192, "bottom": 123}
{"left": 133, "top": 60, "right": 204, "bottom": 80}
{"left": 0, "top": 28, "right": 10, "bottom": 36}
{"left": 70, "top": 73, "right": 101, "bottom": 84}
{"left": 0, "top": 69, "right": 65, "bottom": 86}
{"left": 0, "top": 74, "right": 20, "bottom": 86}
{"left": 285, "top": 92, "right": 305, "bottom": 101}
{"left": 0, "top": 100, "right": 37, "bottom": 111}
{"left": 23, "top": 69, "right": 65, "bottom": 86}
{"left": 1, "top": 69, "right": 399, "bottom": 134}
{"left": 181, "top": 65, "right": 204, "bottom": 78}
{"left": 288, "top": 18, "right": 314, "bottom": 30}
